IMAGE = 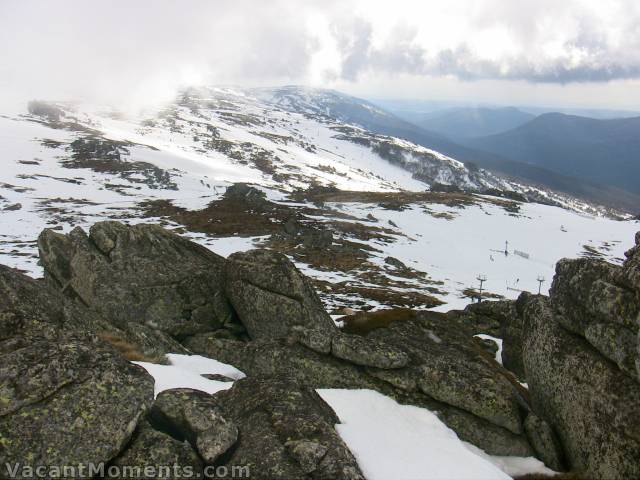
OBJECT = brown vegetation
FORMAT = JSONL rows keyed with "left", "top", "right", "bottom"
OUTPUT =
{"left": 514, "top": 473, "right": 586, "bottom": 480}
{"left": 341, "top": 308, "right": 420, "bottom": 335}
{"left": 98, "top": 332, "right": 158, "bottom": 363}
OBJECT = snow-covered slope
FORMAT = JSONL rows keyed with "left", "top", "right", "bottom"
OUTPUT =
{"left": 0, "top": 87, "right": 637, "bottom": 311}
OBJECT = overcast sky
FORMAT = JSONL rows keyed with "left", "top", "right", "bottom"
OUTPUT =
{"left": 1, "top": 0, "right": 639, "bottom": 111}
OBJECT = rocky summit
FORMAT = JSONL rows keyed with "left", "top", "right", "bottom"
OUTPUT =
{"left": 0, "top": 221, "right": 639, "bottom": 479}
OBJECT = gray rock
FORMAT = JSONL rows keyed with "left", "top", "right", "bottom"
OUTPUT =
{"left": 0, "top": 264, "right": 182, "bottom": 361}
{"left": 521, "top": 295, "right": 640, "bottom": 479}
{"left": 301, "top": 228, "right": 333, "bottom": 249}
{"left": 108, "top": 420, "right": 203, "bottom": 478}
{"left": 619, "top": 230, "right": 640, "bottom": 293}
{"left": 118, "top": 321, "right": 191, "bottom": 359}
{"left": 290, "top": 325, "right": 334, "bottom": 354}
{"left": 584, "top": 321, "right": 638, "bottom": 378}
{"left": 449, "top": 300, "right": 527, "bottom": 379}
{"left": 284, "top": 440, "right": 328, "bottom": 474}
{"left": 551, "top": 258, "right": 638, "bottom": 334}
{"left": 437, "top": 407, "right": 534, "bottom": 457}
{"left": 331, "top": 332, "right": 409, "bottom": 369}
{"left": 524, "top": 412, "right": 565, "bottom": 472}
{"left": 200, "top": 373, "right": 234, "bottom": 382}
{"left": 224, "top": 249, "right": 336, "bottom": 340}
{"left": 0, "top": 334, "right": 154, "bottom": 472}
{"left": 38, "top": 222, "right": 234, "bottom": 340}
{"left": 0, "top": 264, "right": 113, "bottom": 340}
{"left": 368, "top": 312, "right": 525, "bottom": 435}
{"left": 384, "top": 256, "right": 408, "bottom": 270}
{"left": 183, "top": 336, "right": 378, "bottom": 390}
{"left": 550, "top": 257, "right": 639, "bottom": 380}
{"left": 416, "top": 360, "right": 522, "bottom": 434}
{"left": 214, "top": 376, "right": 365, "bottom": 480}
{"left": 224, "top": 183, "right": 267, "bottom": 205}
{"left": 150, "top": 388, "right": 237, "bottom": 464}
{"left": 184, "top": 330, "right": 533, "bottom": 457}
{"left": 449, "top": 299, "right": 517, "bottom": 338}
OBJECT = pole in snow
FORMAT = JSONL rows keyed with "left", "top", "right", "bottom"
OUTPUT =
{"left": 476, "top": 275, "right": 487, "bottom": 303}
{"left": 537, "top": 276, "right": 545, "bottom": 295}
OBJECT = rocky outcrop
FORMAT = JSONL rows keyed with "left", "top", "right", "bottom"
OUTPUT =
{"left": 0, "top": 264, "right": 114, "bottom": 340}
{"left": 223, "top": 182, "right": 268, "bottom": 205}
{"left": 8, "top": 220, "right": 639, "bottom": 477}
{"left": 283, "top": 217, "right": 334, "bottom": 249}
{"left": 213, "top": 376, "right": 365, "bottom": 480}
{"left": 620, "top": 231, "right": 640, "bottom": 292}
{"left": 444, "top": 232, "right": 640, "bottom": 477}
{"left": 184, "top": 313, "right": 535, "bottom": 457}
{"left": 550, "top": 256, "right": 639, "bottom": 380}
{"left": 513, "top": 231, "right": 640, "bottom": 479}
{"left": 521, "top": 295, "right": 640, "bottom": 479}
{"left": 224, "top": 249, "right": 336, "bottom": 340}
{"left": 366, "top": 311, "right": 526, "bottom": 435}
{"left": 38, "top": 222, "right": 237, "bottom": 343}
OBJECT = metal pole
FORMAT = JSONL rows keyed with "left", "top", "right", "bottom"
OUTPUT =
{"left": 476, "top": 275, "right": 487, "bottom": 303}
{"left": 537, "top": 276, "right": 545, "bottom": 295}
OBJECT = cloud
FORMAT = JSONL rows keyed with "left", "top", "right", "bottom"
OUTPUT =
{"left": 328, "top": 0, "right": 640, "bottom": 84}
{"left": 0, "top": 0, "right": 330, "bottom": 109}
{"left": 0, "top": 0, "right": 639, "bottom": 110}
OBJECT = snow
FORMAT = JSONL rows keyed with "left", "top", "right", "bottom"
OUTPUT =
{"left": 133, "top": 353, "right": 245, "bottom": 397}
{"left": 182, "top": 232, "right": 269, "bottom": 258}
{"left": 317, "top": 388, "right": 550, "bottom": 480}
{"left": 332, "top": 200, "right": 638, "bottom": 311}
{"left": 1, "top": 89, "right": 637, "bottom": 311}
{"left": 463, "top": 443, "right": 555, "bottom": 478}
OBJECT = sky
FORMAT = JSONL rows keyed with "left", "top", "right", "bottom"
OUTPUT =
{"left": 1, "top": 0, "right": 639, "bottom": 111}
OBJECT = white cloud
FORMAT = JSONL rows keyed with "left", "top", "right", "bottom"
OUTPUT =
{"left": 0, "top": 0, "right": 639, "bottom": 110}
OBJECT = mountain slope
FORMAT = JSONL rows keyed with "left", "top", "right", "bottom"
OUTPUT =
{"left": 466, "top": 113, "right": 640, "bottom": 195}
{"left": 1, "top": 86, "right": 637, "bottom": 312}
{"left": 261, "top": 87, "right": 640, "bottom": 213}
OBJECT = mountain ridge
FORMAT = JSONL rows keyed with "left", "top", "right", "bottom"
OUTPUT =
{"left": 465, "top": 112, "right": 640, "bottom": 196}
{"left": 389, "top": 106, "right": 536, "bottom": 140}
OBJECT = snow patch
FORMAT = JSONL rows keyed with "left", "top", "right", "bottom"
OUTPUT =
{"left": 133, "top": 353, "right": 245, "bottom": 397}
{"left": 317, "top": 388, "right": 548, "bottom": 480}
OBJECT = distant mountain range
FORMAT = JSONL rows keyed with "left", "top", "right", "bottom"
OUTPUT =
{"left": 390, "top": 107, "right": 536, "bottom": 141}
{"left": 464, "top": 113, "right": 640, "bottom": 196}
{"left": 313, "top": 92, "right": 640, "bottom": 214}
{"left": 269, "top": 88, "right": 638, "bottom": 213}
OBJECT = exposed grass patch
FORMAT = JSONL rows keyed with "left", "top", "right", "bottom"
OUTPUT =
{"left": 98, "top": 332, "right": 160, "bottom": 363}
{"left": 514, "top": 474, "right": 584, "bottom": 480}
{"left": 341, "top": 308, "right": 420, "bottom": 335}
